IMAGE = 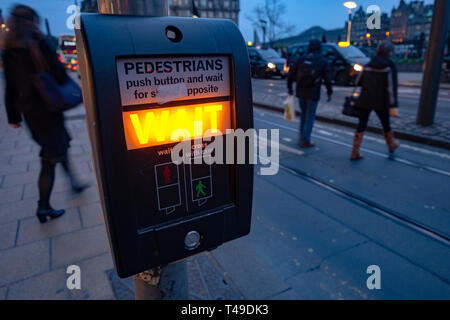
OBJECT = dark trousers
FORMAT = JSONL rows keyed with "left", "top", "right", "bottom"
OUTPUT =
{"left": 298, "top": 99, "right": 319, "bottom": 143}
{"left": 357, "top": 108, "right": 391, "bottom": 133}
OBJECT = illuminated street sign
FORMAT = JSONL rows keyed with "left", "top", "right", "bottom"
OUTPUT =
{"left": 122, "top": 102, "right": 232, "bottom": 149}
{"left": 117, "top": 56, "right": 233, "bottom": 150}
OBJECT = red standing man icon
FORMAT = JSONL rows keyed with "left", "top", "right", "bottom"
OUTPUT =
{"left": 163, "top": 165, "right": 171, "bottom": 184}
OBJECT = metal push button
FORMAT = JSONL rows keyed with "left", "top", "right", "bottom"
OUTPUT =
{"left": 184, "top": 231, "right": 201, "bottom": 250}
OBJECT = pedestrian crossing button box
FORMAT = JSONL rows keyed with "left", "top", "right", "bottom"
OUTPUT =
{"left": 76, "top": 14, "right": 254, "bottom": 278}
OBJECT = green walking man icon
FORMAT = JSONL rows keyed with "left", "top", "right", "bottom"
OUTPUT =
{"left": 195, "top": 180, "right": 207, "bottom": 198}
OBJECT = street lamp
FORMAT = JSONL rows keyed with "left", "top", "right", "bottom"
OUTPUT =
{"left": 260, "top": 19, "right": 267, "bottom": 48}
{"left": 0, "top": 9, "right": 5, "bottom": 38}
{"left": 343, "top": 1, "right": 357, "bottom": 44}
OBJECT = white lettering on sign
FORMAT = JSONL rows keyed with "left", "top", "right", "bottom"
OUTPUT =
{"left": 116, "top": 56, "right": 230, "bottom": 106}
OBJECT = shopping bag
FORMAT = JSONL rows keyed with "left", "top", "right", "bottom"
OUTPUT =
{"left": 284, "top": 95, "right": 295, "bottom": 122}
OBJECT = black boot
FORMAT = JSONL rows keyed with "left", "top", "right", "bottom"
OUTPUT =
{"left": 71, "top": 181, "right": 90, "bottom": 194}
{"left": 36, "top": 202, "right": 66, "bottom": 224}
{"left": 61, "top": 160, "right": 90, "bottom": 195}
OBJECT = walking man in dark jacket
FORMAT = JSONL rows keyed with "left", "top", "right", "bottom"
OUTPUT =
{"left": 287, "top": 39, "right": 333, "bottom": 148}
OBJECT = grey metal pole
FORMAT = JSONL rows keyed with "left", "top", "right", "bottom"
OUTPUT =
{"left": 133, "top": 263, "right": 188, "bottom": 300}
{"left": 263, "top": 27, "right": 266, "bottom": 48}
{"left": 45, "top": 18, "right": 52, "bottom": 37}
{"left": 416, "top": 0, "right": 450, "bottom": 126}
{"left": 345, "top": 10, "right": 353, "bottom": 44}
{"left": 0, "top": 9, "right": 5, "bottom": 37}
{"left": 95, "top": 0, "right": 188, "bottom": 300}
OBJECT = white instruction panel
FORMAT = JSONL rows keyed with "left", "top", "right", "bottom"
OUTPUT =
{"left": 116, "top": 56, "right": 231, "bottom": 106}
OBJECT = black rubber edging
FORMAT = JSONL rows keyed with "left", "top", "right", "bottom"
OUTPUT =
{"left": 253, "top": 102, "right": 450, "bottom": 151}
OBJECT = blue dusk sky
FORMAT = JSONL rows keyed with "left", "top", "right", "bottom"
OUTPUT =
{"left": 0, "top": 0, "right": 435, "bottom": 41}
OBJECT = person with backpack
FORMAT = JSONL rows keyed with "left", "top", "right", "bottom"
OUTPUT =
{"left": 287, "top": 39, "right": 333, "bottom": 148}
{"left": 350, "top": 41, "right": 400, "bottom": 161}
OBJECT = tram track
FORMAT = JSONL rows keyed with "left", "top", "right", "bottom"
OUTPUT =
{"left": 273, "top": 160, "right": 450, "bottom": 246}
{"left": 254, "top": 114, "right": 450, "bottom": 246}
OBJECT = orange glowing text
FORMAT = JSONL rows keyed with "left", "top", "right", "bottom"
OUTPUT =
{"left": 122, "top": 102, "right": 231, "bottom": 150}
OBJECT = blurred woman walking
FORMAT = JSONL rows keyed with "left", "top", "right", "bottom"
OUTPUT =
{"left": 2, "top": 5, "right": 86, "bottom": 223}
{"left": 351, "top": 40, "right": 400, "bottom": 160}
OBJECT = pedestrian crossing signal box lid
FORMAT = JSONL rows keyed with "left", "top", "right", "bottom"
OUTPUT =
{"left": 76, "top": 14, "right": 254, "bottom": 278}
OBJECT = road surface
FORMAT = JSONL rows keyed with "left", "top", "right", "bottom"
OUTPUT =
{"left": 252, "top": 77, "right": 450, "bottom": 121}
{"left": 209, "top": 106, "right": 450, "bottom": 299}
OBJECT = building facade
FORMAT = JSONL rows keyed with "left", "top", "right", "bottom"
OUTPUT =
{"left": 81, "top": 0, "right": 98, "bottom": 12}
{"left": 406, "top": 1, "right": 433, "bottom": 43}
{"left": 389, "top": 0, "right": 410, "bottom": 43}
{"left": 170, "top": 0, "right": 239, "bottom": 25}
{"left": 341, "top": 6, "right": 390, "bottom": 46}
{"left": 81, "top": 0, "right": 240, "bottom": 25}
{"left": 390, "top": 0, "right": 434, "bottom": 44}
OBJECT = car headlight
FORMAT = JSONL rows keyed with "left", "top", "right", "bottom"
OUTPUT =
{"left": 267, "top": 62, "right": 276, "bottom": 69}
{"left": 353, "top": 64, "right": 363, "bottom": 72}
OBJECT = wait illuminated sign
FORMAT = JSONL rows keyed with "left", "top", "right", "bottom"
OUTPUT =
{"left": 122, "top": 102, "right": 232, "bottom": 150}
{"left": 117, "top": 56, "right": 232, "bottom": 150}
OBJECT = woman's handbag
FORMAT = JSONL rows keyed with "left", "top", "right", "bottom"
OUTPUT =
{"left": 342, "top": 72, "right": 363, "bottom": 118}
{"left": 29, "top": 41, "right": 83, "bottom": 113}
{"left": 342, "top": 94, "right": 361, "bottom": 118}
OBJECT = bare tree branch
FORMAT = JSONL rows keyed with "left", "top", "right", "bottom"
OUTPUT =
{"left": 246, "top": 0, "right": 296, "bottom": 46}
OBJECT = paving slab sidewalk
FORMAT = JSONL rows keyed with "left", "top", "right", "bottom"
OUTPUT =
{"left": 0, "top": 99, "right": 240, "bottom": 300}
{"left": 398, "top": 72, "right": 450, "bottom": 90}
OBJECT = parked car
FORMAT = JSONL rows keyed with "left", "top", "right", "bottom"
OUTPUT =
{"left": 248, "top": 48, "right": 287, "bottom": 79}
{"left": 359, "top": 46, "right": 376, "bottom": 58}
{"left": 286, "top": 43, "right": 370, "bottom": 85}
